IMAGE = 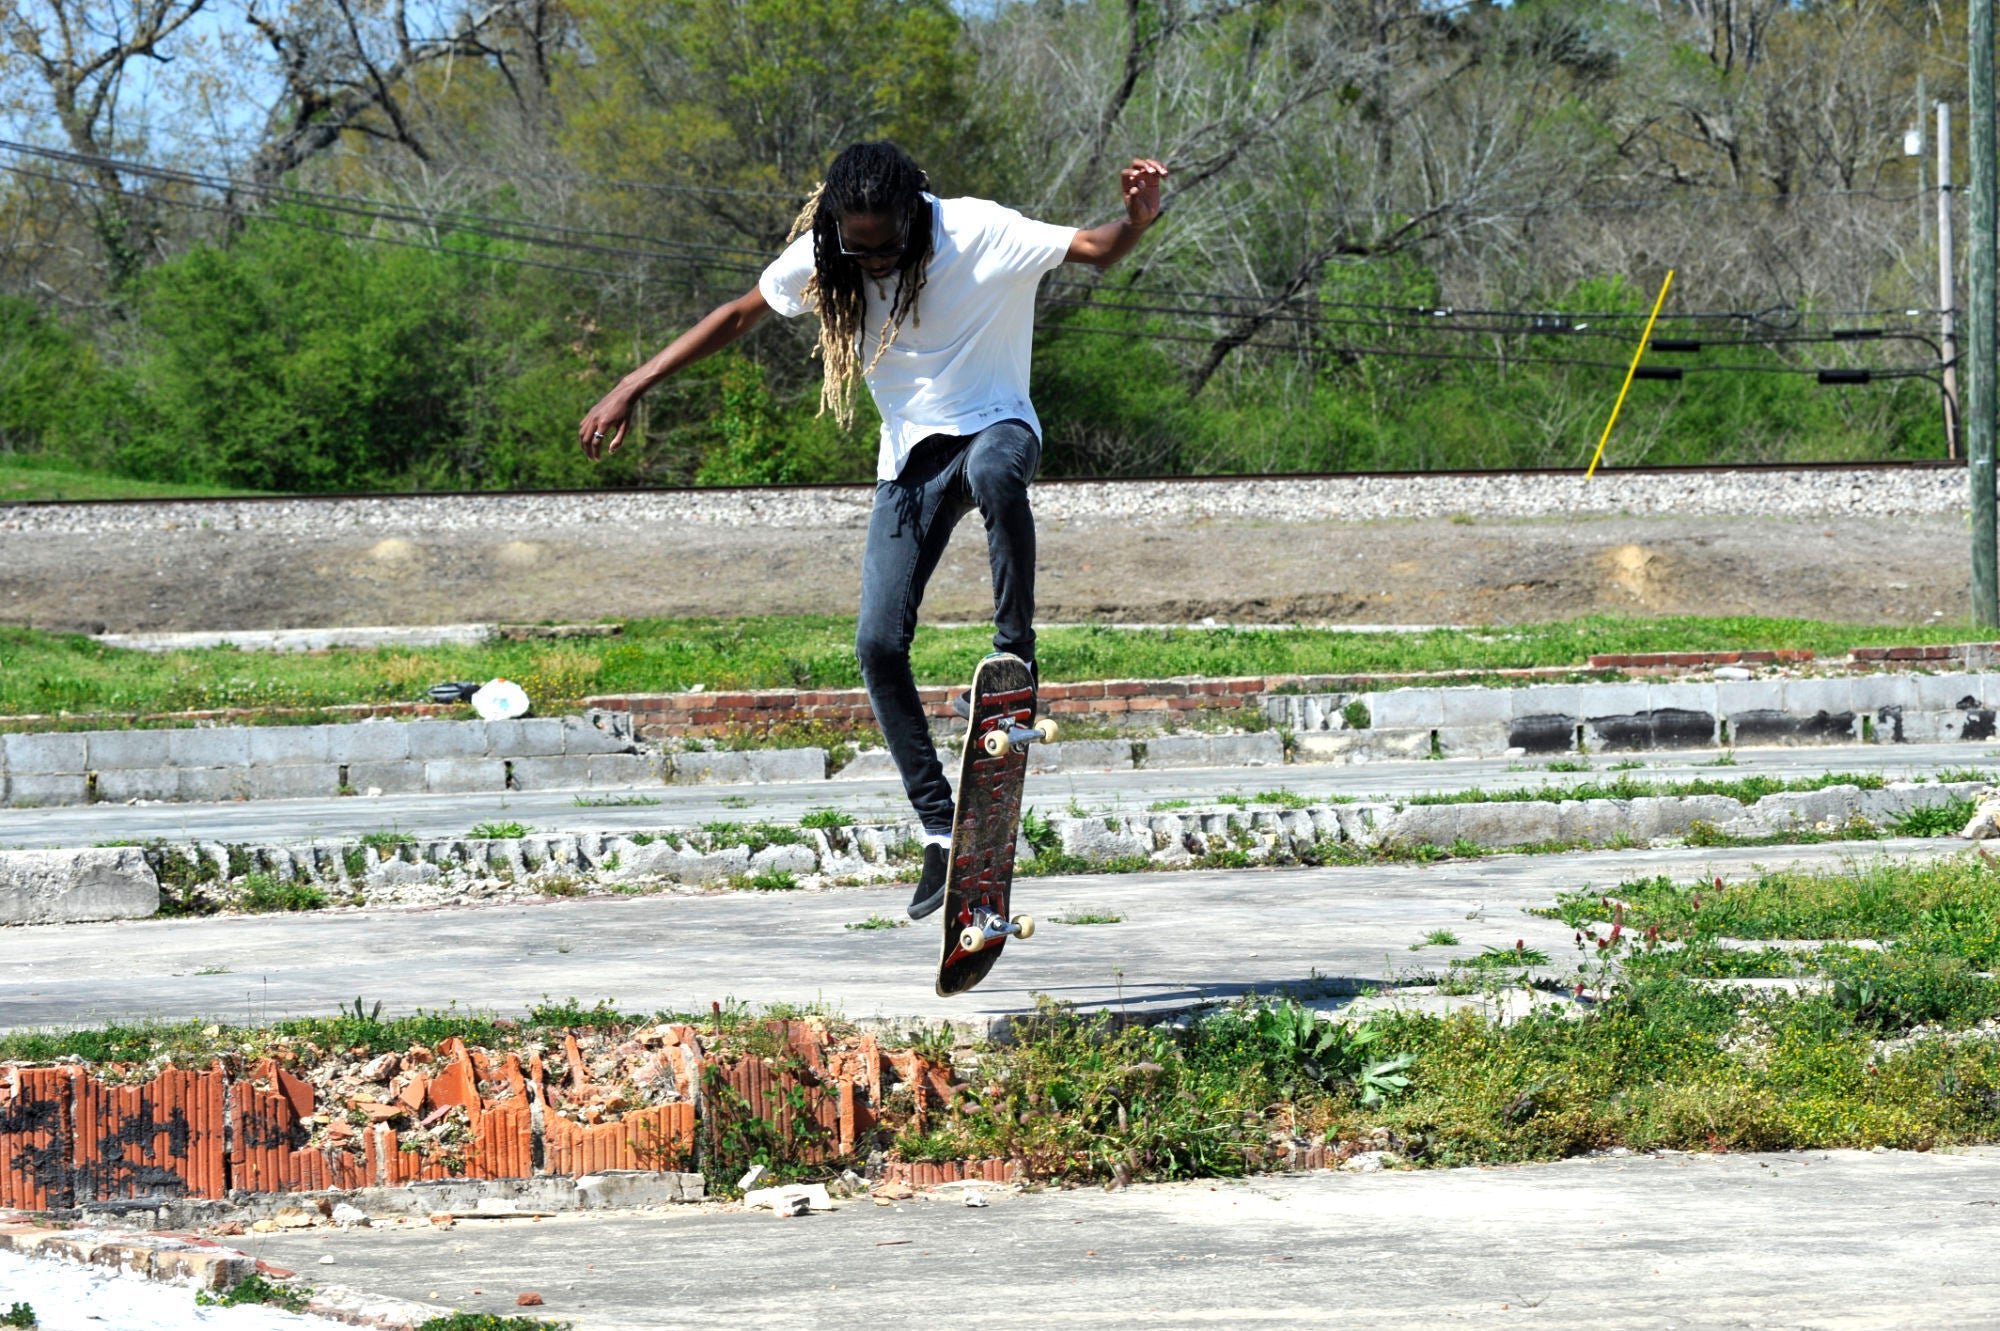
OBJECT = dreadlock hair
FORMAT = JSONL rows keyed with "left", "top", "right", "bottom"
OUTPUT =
{"left": 786, "top": 141, "right": 935, "bottom": 430}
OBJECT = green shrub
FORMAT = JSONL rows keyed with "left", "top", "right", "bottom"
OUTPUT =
{"left": 238, "top": 872, "right": 329, "bottom": 913}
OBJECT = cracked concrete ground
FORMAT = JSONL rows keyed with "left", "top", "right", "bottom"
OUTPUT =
{"left": 238, "top": 1147, "right": 2000, "bottom": 1329}
{"left": 0, "top": 839, "right": 1959, "bottom": 1034}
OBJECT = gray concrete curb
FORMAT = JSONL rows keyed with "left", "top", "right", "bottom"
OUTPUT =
{"left": 4, "top": 781, "right": 1982, "bottom": 924}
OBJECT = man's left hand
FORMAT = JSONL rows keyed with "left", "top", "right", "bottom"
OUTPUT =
{"left": 1121, "top": 158, "right": 1168, "bottom": 227}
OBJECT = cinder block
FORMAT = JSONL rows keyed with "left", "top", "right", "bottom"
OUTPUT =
{"left": 83, "top": 729, "right": 171, "bottom": 770}
{"left": 425, "top": 759, "right": 507, "bottom": 793}
{"left": 1383, "top": 805, "right": 1460, "bottom": 846}
{"left": 1646, "top": 682, "right": 1717, "bottom": 716}
{"left": 1140, "top": 735, "right": 1212, "bottom": 768}
{"left": 92, "top": 768, "right": 179, "bottom": 803}
{"left": 1438, "top": 687, "right": 1512, "bottom": 727}
{"left": 2, "top": 732, "right": 86, "bottom": 774}
{"left": 1453, "top": 800, "right": 1559, "bottom": 848}
{"left": 509, "top": 755, "right": 594, "bottom": 790}
{"left": 5, "top": 772, "right": 89, "bottom": 806}
{"left": 669, "top": 750, "right": 755, "bottom": 784}
{"left": 1576, "top": 683, "right": 1650, "bottom": 720}
{"left": 587, "top": 754, "right": 660, "bottom": 787}
{"left": 1511, "top": 686, "right": 1581, "bottom": 720}
{"left": 485, "top": 717, "right": 567, "bottom": 757}
{"left": 1781, "top": 677, "right": 1855, "bottom": 717}
{"left": 177, "top": 767, "right": 251, "bottom": 803}
{"left": 831, "top": 750, "right": 899, "bottom": 781}
{"left": 1915, "top": 672, "right": 1987, "bottom": 712}
{"left": 562, "top": 714, "right": 636, "bottom": 755}
{"left": 0, "top": 847, "right": 158, "bottom": 923}
{"left": 245, "top": 765, "right": 341, "bottom": 800}
{"left": 406, "top": 721, "right": 489, "bottom": 760}
{"left": 1848, "top": 674, "right": 1915, "bottom": 715}
{"left": 1714, "top": 679, "right": 1779, "bottom": 716}
{"left": 747, "top": 748, "right": 827, "bottom": 783}
{"left": 166, "top": 727, "right": 249, "bottom": 768}
{"left": 345, "top": 761, "right": 425, "bottom": 795}
{"left": 248, "top": 725, "right": 333, "bottom": 766}
{"left": 1057, "top": 739, "right": 1133, "bottom": 771}
{"left": 332, "top": 722, "right": 412, "bottom": 763}
{"left": 1434, "top": 724, "right": 1509, "bottom": 755}
{"left": 1368, "top": 689, "right": 1442, "bottom": 730}
{"left": 1208, "top": 732, "right": 1285, "bottom": 767}
{"left": 1556, "top": 798, "right": 1628, "bottom": 844}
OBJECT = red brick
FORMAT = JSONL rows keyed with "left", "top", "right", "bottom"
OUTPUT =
{"left": 759, "top": 692, "right": 799, "bottom": 710}
{"left": 1665, "top": 652, "right": 1705, "bottom": 667}
{"left": 916, "top": 687, "right": 952, "bottom": 703}
{"left": 1167, "top": 696, "right": 1204, "bottom": 710}
{"left": 1106, "top": 681, "right": 1148, "bottom": 698}
{"left": 1049, "top": 700, "right": 1092, "bottom": 715}
{"left": 1095, "top": 699, "right": 1130, "bottom": 713}
{"left": 689, "top": 709, "right": 724, "bottom": 725}
{"left": 1852, "top": 647, "right": 1889, "bottom": 661}
{"left": 1587, "top": 654, "right": 1628, "bottom": 668}
{"left": 1224, "top": 678, "right": 1261, "bottom": 694}
{"left": 1149, "top": 680, "right": 1190, "bottom": 697}
{"left": 1128, "top": 697, "right": 1168, "bottom": 712}
{"left": 711, "top": 692, "right": 755, "bottom": 708}
{"left": 1066, "top": 681, "right": 1107, "bottom": 699}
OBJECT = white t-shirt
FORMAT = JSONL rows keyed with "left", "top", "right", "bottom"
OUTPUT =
{"left": 759, "top": 194, "right": 1077, "bottom": 480}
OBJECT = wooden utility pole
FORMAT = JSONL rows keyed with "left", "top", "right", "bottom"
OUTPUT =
{"left": 1942, "top": 101, "right": 1961, "bottom": 460}
{"left": 1971, "top": 0, "right": 1998, "bottom": 625}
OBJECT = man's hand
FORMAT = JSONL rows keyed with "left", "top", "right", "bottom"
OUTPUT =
{"left": 1121, "top": 158, "right": 1168, "bottom": 227}
{"left": 578, "top": 385, "right": 636, "bottom": 461}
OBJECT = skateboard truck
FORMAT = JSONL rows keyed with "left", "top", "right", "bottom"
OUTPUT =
{"left": 979, "top": 717, "right": 1058, "bottom": 758}
{"left": 957, "top": 905, "right": 1036, "bottom": 955}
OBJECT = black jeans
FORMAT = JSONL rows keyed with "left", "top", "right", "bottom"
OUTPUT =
{"left": 856, "top": 418, "right": 1040, "bottom": 833}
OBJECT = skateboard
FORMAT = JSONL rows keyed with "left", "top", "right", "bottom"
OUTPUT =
{"left": 935, "top": 652, "right": 1058, "bottom": 998}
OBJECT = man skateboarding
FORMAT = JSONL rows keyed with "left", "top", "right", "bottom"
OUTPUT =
{"left": 578, "top": 141, "right": 1168, "bottom": 921}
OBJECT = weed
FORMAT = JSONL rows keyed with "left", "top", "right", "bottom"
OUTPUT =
{"left": 1608, "top": 759, "right": 1646, "bottom": 771}
{"left": 799, "top": 807, "right": 855, "bottom": 829}
{"left": 1067, "top": 798, "right": 1091, "bottom": 819}
{"left": 1460, "top": 942, "right": 1554, "bottom": 968}
{"left": 1411, "top": 929, "right": 1460, "bottom": 949}
{"left": 238, "top": 873, "right": 328, "bottom": 913}
{"left": 537, "top": 875, "right": 586, "bottom": 897}
{"left": 1055, "top": 912, "right": 1123, "bottom": 925}
{"left": 1021, "top": 807, "right": 1060, "bottom": 857}
{"left": 746, "top": 869, "right": 800, "bottom": 891}
{"left": 845, "top": 915, "right": 907, "bottom": 930}
{"left": 1342, "top": 699, "right": 1372, "bottom": 731}
{"left": 2, "top": 1304, "right": 32, "bottom": 1328}
{"left": 340, "top": 846, "right": 368, "bottom": 879}
{"left": 1149, "top": 798, "right": 1193, "bottom": 811}
{"left": 417, "top": 1315, "right": 574, "bottom": 1331}
{"left": 1699, "top": 751, "right": 1740, "bottom": 767}
{"left": 718, "top": 795, "right": 753, "bottom": 808}
{"left": 1545, "top": 759, "right": 1591, "bottom": 773}
{"left": 194, "top": 964, "right": 230, "bottom": 975}
{"left": 1934, "top": 768, "right": 1997, "bottom": 785}
{"left": 358, "top": 829, "right": 415, "bottom": 850}
{"left": 572, "top": 793, "right": 661, "bottom": 807}
{"left": 469, "top": 821, "right": 531, "bottom": 840}
{"left": 1446, "top": 838, "right": 1491, "bottom": 859}
{"left": 1893, "top": 799, "right": 1977, "bottom": 838}
{"left": 196, "top": 1275, "right": 311, "bottom": 1313}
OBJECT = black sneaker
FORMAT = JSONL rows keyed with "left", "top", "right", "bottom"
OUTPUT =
{"left": 907, "top": 843, "right": 950, "bottom": 920}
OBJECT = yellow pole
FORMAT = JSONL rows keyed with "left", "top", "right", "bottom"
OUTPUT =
{"left": 1586, "top": 269, "right": 1675, "bottom": 478}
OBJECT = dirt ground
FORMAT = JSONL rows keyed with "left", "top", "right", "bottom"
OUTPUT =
{"left": 0, "top": 509, "right": 1969, "bottom": 633}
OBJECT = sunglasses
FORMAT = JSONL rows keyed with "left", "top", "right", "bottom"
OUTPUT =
{"left": 837, "top": 218, "right": 910, "bottom": 261}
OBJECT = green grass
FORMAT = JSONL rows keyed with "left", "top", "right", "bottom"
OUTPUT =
{"left": 2, "top": 1303, "right": 34, "bottom": 1329}
{"left": 417, "top": 1316, "right": 573, "bottom": 1331}
{"left": 195, "top": 1274, "right": 310, "bottom": 1313}
{"left": 237, "top": 872, "right": 328, "bottom": 913}
{"left": 1400, "top": 771, "right": 1887, "bottom": 807}
{"left": 468, "top": 821, "right": 531, "bottom": 840}
{"left": 0, "top": 453, "right": 267, "bottom": 503}
{"left": 0, "top": 614, "right": 1977, "bottom": 721}
{"left": 572, "top": 793, "right": 661, "bottom": 807}
{"left": 1412, "top": 929, "right": 1460, "bottom": 949}
{"left": 845, "top": 914, "right": 907, "bottom": 930}
{"left": 1054, "top": 912, "right": 1123, "bottom": 925}
{"left": 358, "top": 829, "right": 416, "bottom": 850}
{"left": 799, "top": 807, "right": 855, "bottom": 829}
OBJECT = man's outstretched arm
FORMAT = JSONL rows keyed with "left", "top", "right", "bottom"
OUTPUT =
{"left": 1065, "top": 158, "right": 1168, "bottom": 270}
{"left": 579, "top": 286, "right": 772, "bottom": 460}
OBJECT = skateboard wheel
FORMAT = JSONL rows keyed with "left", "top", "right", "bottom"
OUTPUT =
{"left": 1013, "top": 914, "right": 1035, "bottom": 940}
{"left": 1033, "top": 719, "right": 1059, "bottom": 744}
{"left": 982, "top": 731, "right": 1012, "bottom": 757}
{"left": 959, "top": 926, "right": 986, "bottom": 953}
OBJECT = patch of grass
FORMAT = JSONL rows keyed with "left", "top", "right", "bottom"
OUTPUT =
{"left": 1411, "top": 929, "right": 1460, "bottom": 949}
{"left": 1054, "top": 912, "right": 1123, "bottom": 925}
{"left": 701, "top": 821, "right": 808, "bottom": 853}
{"left": 1021, "top": 807, "right": 1061, "bottom": 858}
{"left": 745, "top": 869, "right": 800, "bottom": 891}
{"left": 1607, "top": 759, "right": 1646, "bottom": 771}
{"left": 417, "top": 1315, "right": 573, "bottom": 1331}
{"left": 468, "top": 821, "right": 531, "bottom": 840}
{"left": 195, "top": 1274, "right": 311, "bottom": 1313}
{"left": 1698, "top": 750, "right": 1740, "bottom": 767}
{"left": 1400, "top": 771, "right": 1885, "bottom": 808}
{"left": 0, "top": 614, "right": 1976, "bottom": 724}
{"left": 573, "top": 793, "right": 661, "bottom": 807}
{"left": 358, "top": 829, "right": 416, "bottom": 850}
{"left": 1458, "top": 942, "right": 1553, "bottom": 969}
{"left": 2, "top": 1303, "right": 34, "bottom": 1328}
{"left": 237, "top": 873, "right": 329, "bottom": 913}
{"left": 717, "top": 794, "right": 753, "bottom": 808}
{"left": 1893, "top": 798, "right": 1977, "bottom": 838}
{"left": 1342, "top": 698, "right": 1372, "bottom": 731}
{"left": 1545, "top": 759, "right": 1591, "bottom": 772}
{"left": 1934, "top": 768, "right": 1997, "bottom": 785}
{"left": 799, "top": 807, "right": 855, "bottom": 829}
{"left": 845, "top": 914, "right": 908, "bottom": 931}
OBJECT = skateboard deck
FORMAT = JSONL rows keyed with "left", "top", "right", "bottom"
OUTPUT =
{"left": 935, "top": 653, "right": 1053, "bottom": 998}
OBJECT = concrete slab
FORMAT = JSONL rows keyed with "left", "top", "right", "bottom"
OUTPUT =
{"left": 238, "top": 1148, "right": 2000, "bottom": 1330}
{"left": 0, "top": 840, "right": 1958, "bottom": 1034}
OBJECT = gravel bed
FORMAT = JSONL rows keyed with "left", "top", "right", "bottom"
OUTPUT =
{"left": 0, "top": 465, "right": 1965, "bottom": 536}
